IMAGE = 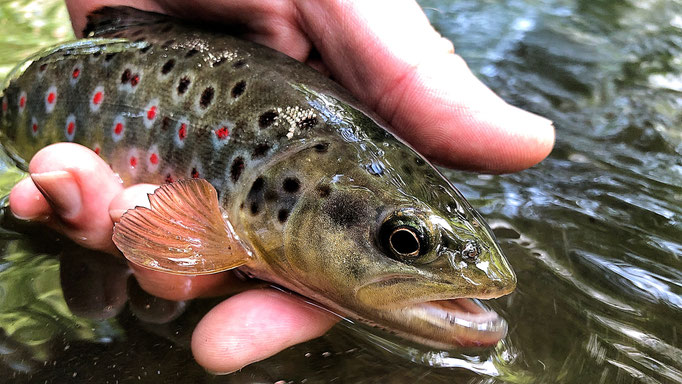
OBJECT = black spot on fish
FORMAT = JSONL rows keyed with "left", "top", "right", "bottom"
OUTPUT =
{"left": 415, "top": 157, "right": 426, "bottom": 166}
{"left": 161, "top": 116, "right": 171, "bottom": 131}
{"left": 161, "top": 59, "right": 175, "bottom": 74}
{"left": 191, "top": 168, "right": 200, "bottom": 178}
{"left": 324, "top": 194, "right": 366, "bottom": 227}
{"left": 39, "top": 63, "right": 47, "bottom": 72}
{"left": 199, "top": 87, "right": 214, "bottom": 109}
{"left": 250, "top": 177, "right": 264, "bottom": 194}
{"left": 402, "top": 165, "right": 412, "bottom": 175}
{"left": 232, "top": 59, "right": 246, "bottom": 69}
{"left": 258, "top": 110, "right": 278, "bottom": 128}
{"left": 278, "top": 209, "right": 289, "bottom": 223}
{"left": 162, "top": 39, "right": 175, "bottom": 48}
{"left": 121, "top": 69, "right": 132, "bottom": 83}
{"left": 105, "top": 52, "right": 117, "bottom": 62}
{"left": 177, "top": 77, "right": 191, "bottom": 95}
{"left": 231, "top": 80, "right": 246, "bottom": 98}
{"left": 185, "top": 48, "right": 199, "bottom": 58}
{"left": 282, "top": 178, "right": 300, "bottom": 193}
{"left": 134, "top": 38, "right": 145, "bottom": 43}
{"left": 250, "top": 202, "right": 260, "bottom": 215}
{"left": 140, "top": 44, "right": 153, "bottom": 54}
{"left": 212, "top": 57, "right": 226, "bottom": 67}
{"left": 252, "top": 143, "right": 270, "bottom": 158}
{"left": 297, "top": 116, "right": 318, "bottom": 130}
{"left": 93, "top": 51, "right": 102, "bottom": 58}
{"left": 165, "top": 174, "right": 174, "bottom": 184}
{"left": 316, "top": 184, "right": 331, "bottom": 198}
{"left": 314, "top": 142, "right": 329, "bottom": 153}
{"left": 230, "top": 156, "right": 245, "bottom": 182}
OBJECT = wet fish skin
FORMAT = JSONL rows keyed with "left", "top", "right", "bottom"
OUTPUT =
{"left": 0, "top": 7, "right": 516, "bottom": 348}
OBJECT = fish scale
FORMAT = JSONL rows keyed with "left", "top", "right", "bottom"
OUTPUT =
{"left": 0, "top": 7, "right": 518, "bottom": 350}
{"left": 0, "top": 30, "right": 322, "bottom": 193}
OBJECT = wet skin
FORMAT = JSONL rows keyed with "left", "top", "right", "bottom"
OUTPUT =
{"left": 8, "top": 0, "right": 553, "bottom": 374}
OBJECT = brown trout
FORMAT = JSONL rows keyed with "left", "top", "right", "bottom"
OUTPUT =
{"left": 0, "top": 7, "right": 515, "bottom": 348}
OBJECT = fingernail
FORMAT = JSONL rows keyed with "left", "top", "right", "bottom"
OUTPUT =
{"left": 12, "top": 211, "right": 51, "bottom": 222}
{"left": 109, "top": 208, "right": 128, "bottom": 222}
{"left": 31, "top": 171, "right": 82, "bottom": 219}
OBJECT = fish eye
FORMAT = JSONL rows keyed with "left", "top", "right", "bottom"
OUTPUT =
{"left": 378, "top": 211, "right": 431, "bottom": 263}
{"left": 388, "top": 226, "right": 421, "bottom": 258}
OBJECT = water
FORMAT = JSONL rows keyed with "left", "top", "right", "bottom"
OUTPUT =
{"left": 0, "top": 0, "right": 680, "bottom": 383}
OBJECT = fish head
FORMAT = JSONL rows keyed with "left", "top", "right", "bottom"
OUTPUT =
{"left": 250, "top": 129, "right": 516, "bottom": 348}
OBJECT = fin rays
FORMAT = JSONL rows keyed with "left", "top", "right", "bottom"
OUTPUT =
{"left": 113, "top": 179, "right": 250, "bottom": 275}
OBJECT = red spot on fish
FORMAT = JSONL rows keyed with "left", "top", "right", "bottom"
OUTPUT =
{"left": 1, "top": 99, "right": 7, "bottom": 112}
{"left": 93, "top": 91, "right": 103, "bottom": 105}
{"left": 72, "top": 68, "right": 80, "bottom": 79}
{"left": 47, "top": 92, "right": 56, "bottom": 104}
{"left": 165, "top": 174, "right": 175, "bottom": 183}
{"left": 147, "top": 105, "right": 156, "bottom": 120}
{"left": 215, "top": 126, "right": 229, "bottom": 139}
{"left": 94, "top": 147, "right": 101, "bottom": 155}
{"left": 178, "top": 123, "right": 187, "bottom": 140}
{"left": 19, "top": 96, "right": 26, "bottom": 108}
{"left": 32, "top": 123, "right": 38, "bottom": 133}
{"left": 191, "top": 168, "right": 200, "bottom": 178}
{"left": 149, "top": 153, "right": 159, "bottom": 165}
{"left": 114, "top": 122, "right": 124, "bottom": 135}
{"left": 129, "top": 156, "right": 137, "bottom": 167}
{"left": 130, "top": 74, "right": 140, "bottom": 86}
{"left": 67, "top": 121, "right": 75, "bottom": 135}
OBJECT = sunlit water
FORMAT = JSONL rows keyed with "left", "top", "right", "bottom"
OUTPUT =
{"left": 0, "top": 0, "right": 680, "bottom": 383}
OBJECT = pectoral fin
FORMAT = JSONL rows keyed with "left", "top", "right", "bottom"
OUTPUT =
{"left": 112, "top": 179, "right": 250, "bottom": 275}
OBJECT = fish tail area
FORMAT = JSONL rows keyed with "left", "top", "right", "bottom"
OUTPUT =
{"left": 84, "top": 6, "right": 172, "bottom": 37}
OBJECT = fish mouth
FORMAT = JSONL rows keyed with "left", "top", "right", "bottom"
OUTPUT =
{"left": 400, "top": 298, "right": 508, "bottom": 348}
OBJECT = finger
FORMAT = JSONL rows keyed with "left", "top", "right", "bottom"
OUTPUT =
{"left": 296, "top": 0, "right": 554, "bottom": 172}
{"left": 65, "top": 0, "right": 314, "bottom": 62}
{"left": 129, "top": 263, "right": 245, "bottom": 301}
{"left": 191, "top": 289, "right": 337, "bottom": 374}
{"left": 9, "top": 177, "right": 52, "bottom": 222}
{"left": 25, "top": 143, "right": 124, "bottom": 251}
{"left": 108, "top": 183, "right": 159, "bottom": 222}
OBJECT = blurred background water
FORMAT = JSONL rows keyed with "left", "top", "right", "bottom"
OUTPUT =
{"left": 0, "top": 0, "right": 680, "bottom": 383}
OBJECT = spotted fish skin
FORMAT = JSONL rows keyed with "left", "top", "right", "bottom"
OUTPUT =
{"left": 0, "top": 16, "right": 331, "bottom": 191}
{"left": 0, "top": 7, "right": 517, "bottom": 349}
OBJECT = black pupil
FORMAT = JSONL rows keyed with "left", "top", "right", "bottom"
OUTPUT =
{"left": 389, "top": 228, "right": 420, "bottom": 256}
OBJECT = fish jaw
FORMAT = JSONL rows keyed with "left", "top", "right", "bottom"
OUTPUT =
{"left": 353, "top": 270, "right": 515, "bottom": 348}
{"left": 393, "top": 298, "right": 508, "bottom": 348}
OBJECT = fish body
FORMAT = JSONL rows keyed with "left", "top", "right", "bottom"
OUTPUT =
{"left": 0, "top": 7, "right": 516, "bottom": 348}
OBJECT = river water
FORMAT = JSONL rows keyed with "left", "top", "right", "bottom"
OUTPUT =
{"left": 0, "top": 0, "right": 680, "bottom": 383}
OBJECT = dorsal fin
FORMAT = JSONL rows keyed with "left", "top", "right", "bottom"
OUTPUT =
{"left": 84, "top": 6, "right": 173, "bottom": 37}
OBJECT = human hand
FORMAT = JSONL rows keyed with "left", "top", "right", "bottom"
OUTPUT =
{"left": 10, "top": 0, "right": 554, "bottom": 374}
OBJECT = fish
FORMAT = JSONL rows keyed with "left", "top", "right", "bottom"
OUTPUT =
{"left": 0, "top": 7, "right": 516, "bottom": 348}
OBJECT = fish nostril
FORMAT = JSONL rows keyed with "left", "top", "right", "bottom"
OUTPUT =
{"left": 461, "top": 241, "right": 480, "bottom": 262}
